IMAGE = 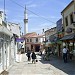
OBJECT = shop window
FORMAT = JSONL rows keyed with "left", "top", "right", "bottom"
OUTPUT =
{"left": 65, "top": 16, "right": 68, "bottom": 26}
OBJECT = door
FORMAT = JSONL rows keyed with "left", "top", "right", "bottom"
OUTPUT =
{"left": 35, "top": 45, "right": 40, "bottom": 52}
{"left": 4, "top": 43, "right": 7, "bottom": 69}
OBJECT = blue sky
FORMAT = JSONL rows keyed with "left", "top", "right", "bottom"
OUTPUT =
{"left": 0, "top": 0, "right": 72, "bottom": 34}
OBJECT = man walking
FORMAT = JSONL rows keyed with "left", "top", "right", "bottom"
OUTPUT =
{"left": 63, "top": 46, "right": 68, "bottom": 63}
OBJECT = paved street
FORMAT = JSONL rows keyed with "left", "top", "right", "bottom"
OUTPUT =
{"left": 6, "top": 53, "right": 75, "bottom": 75}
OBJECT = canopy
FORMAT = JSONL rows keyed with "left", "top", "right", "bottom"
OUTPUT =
{"left": 60, "top": 33, "right": 75, "bottom": 41}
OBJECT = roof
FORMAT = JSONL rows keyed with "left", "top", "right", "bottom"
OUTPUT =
{"left": 45, "top": 27, "right": 56, "bottom": 33}
{"left": 60, "top": 33, "right": 75, "bottom": 41}
{"left": 22, "top": 32, "right": 44, "bottom": 38}
{"left": 61, "top": 1, "right": 74, "bottom": 14}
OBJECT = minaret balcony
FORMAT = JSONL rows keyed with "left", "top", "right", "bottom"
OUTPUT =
{"left": 24, "top": 19, "right": 28, "bottom": 23}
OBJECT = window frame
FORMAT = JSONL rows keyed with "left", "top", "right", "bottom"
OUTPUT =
{"left": 27, "top": 39, "right": 29, "bottom": 42}
{"left": 70, "top": 12, "right": 73, "bottom": 24}
{"left": 36, "top": 38, "right": 38, "bottom": 42}
{"left": 30, "top": 39, "right": 32, "bottom": 42}
{"left": 65, "top": 16, "right": 68, "bottom": 26}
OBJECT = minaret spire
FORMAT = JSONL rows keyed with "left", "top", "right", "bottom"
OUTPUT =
{"left": 24, "top": 5, "right": 28, "bottom": 35}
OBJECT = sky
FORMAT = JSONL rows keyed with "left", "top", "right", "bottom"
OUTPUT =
{"left": 0, "top": 0, "right": 72, "bottom": 35}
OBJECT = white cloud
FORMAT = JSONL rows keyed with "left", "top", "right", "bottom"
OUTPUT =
{"left": 25, "top": 1, "right": 37, "bottom": 8}
{"left": 28, "top": 14, "right": 38, "bottom": 18}
{"left": 0, "top": 8, "right": 9, "bottom": 14}
{"left": 27, "top": 4, "right": 37, "bottom": 8}
{"left": 25, "top": 1, "right": 33, "bottom": 5}
{"left": 8, "top": 19, "right": 23, "bottom": 24}
{"left": 29, "top": 22, "right": 56, "bottom": 34}
{"left": 49, "top": 16, "right": 60, "bottom": 19}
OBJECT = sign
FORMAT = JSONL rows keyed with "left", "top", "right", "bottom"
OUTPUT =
{"left": 16, "top": 38, "right": 25, "bottom": 42}
{"left": 56, "top": 18, "right": 63, "bottom": 32}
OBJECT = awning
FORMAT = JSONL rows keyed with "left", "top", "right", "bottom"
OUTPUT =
{"left": 60, "top": 33, "right": 75, "bottom": 41}
{"left": 0, "top": 26, "right": 13, "bottom": 36}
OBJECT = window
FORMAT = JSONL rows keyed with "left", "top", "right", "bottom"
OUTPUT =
{"left": 65, "top": 16, "right": 68, "bottom": 26}
{"left": 70, "top": 13, "right": 73, "bottom": 24}
{"left": 30, "top": 39, "right": 32, "bottom": 42}
{"left": 36, "top": 38, "right": 38, "bottom": 42}
{"left": 27, "top": 39, "right": 29, "bottom": 42}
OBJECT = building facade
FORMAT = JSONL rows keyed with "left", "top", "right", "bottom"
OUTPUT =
{"left": 7, "top": 22, "right": 21, "bottom": 62}
{"left": 61, "top": 0, "right": 75, "bottom": 59}
{"left": 56, "top": 18, "right": 64, "bottom": 57}
{"left": 0, "top": 11, "right": 13, "bottom": 73}
{"left": 23, "top": 32, "right": 45, "bottom": 52}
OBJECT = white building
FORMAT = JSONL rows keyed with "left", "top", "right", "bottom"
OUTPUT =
{"left": 0, "top": 11, "right": 13, "bottom": 73}
{"left": 7, "top": 22, "right": 21, "bottom": 62}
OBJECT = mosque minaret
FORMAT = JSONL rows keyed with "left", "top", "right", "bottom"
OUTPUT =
{"left": 24, "top": 6, "right": 28, "bottom": 35}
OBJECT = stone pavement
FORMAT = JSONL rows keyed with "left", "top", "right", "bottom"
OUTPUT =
{"left": 7, "top": 53, "right": 75, "bottom": 75}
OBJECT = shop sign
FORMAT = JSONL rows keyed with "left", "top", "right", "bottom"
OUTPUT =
{"left": 16, "top": 38, "right": 25, "bottom": 42}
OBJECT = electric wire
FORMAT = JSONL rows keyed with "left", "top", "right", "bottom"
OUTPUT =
{"left": 9, "top": 0, "right": 56, "bottom": 24}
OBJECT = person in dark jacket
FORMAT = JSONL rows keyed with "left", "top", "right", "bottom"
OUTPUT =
{"left": 27, "top": 49, "right": 31, "bottom": 61}
{"left": 31, "top": 52, "right": 36, "bottom": 64}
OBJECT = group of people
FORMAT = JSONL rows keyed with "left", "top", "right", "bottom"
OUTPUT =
{"left": 26, "top": 49, "right": 37, "bottom": 64}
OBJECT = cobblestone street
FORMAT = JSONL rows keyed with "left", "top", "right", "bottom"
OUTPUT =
{"left": 7, "top": 53, "right": 75, "bottom": 75}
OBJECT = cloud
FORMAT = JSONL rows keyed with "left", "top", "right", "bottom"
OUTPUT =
{"left": 29, "top": 22, "right": 56, "bottom": 34}
{"left": 25, "top": 1, "right": 37, "bottom": 8}
{"left": 27, "top": 4, "right": 37, "bottom": 8}
{"left": 0, "top": 8, "right": 9, "bottom": 14}
{"left": 25, "top": 1, "right": 33, "bottom": 5}
{"left": 8, "top": 19, "right": 23, "bottom": 24}
{"left": 28, "top": 14, "right": 38, "bottom": 18}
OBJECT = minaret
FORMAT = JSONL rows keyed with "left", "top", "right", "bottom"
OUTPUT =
{"left": 24, "top": 5, "right": 28, "bottom": 35}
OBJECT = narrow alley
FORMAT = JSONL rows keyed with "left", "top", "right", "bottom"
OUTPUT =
{"left": 1, "top": 53, "right": 74, "bottom": 75}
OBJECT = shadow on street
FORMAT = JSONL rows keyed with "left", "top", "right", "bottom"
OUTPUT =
{"left": 39, "top": 55, "right": 75, "bottom": 75}
{"left": 0, "top": 70, "right": 9, "bottom": 75}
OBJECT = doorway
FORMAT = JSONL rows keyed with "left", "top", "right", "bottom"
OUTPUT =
{"left": 35, "top": 45, "right": 40, "bottom": 52}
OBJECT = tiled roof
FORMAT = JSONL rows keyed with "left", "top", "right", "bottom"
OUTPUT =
{"left": 22, "top": 32, "right": 44, "bottom": 38}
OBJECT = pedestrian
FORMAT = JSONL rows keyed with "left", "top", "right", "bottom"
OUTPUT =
{"left": 31, "top": 51, "right": 36, "bottom": 64}
{"left": 27, "top": 48, "right": 31, "bottom": 61}
{"left": 62, "top": 46, "right": 68, "bottom": 63}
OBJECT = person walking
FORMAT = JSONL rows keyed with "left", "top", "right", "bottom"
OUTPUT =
{"left": 27, "top": 48, "right": 31, "bottom": 61}
{"left": 63, "top": 46, "right": 68, "bottom": 63}
{"left": 31, "top": 51, "right": 36, "bottom": 64}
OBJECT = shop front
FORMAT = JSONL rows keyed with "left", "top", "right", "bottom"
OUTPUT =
{"left": 61, "top": 33, "right": 75, "bottom": 61}
{"left": 0, "top": 26, "right": 13, "bottom": 73}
